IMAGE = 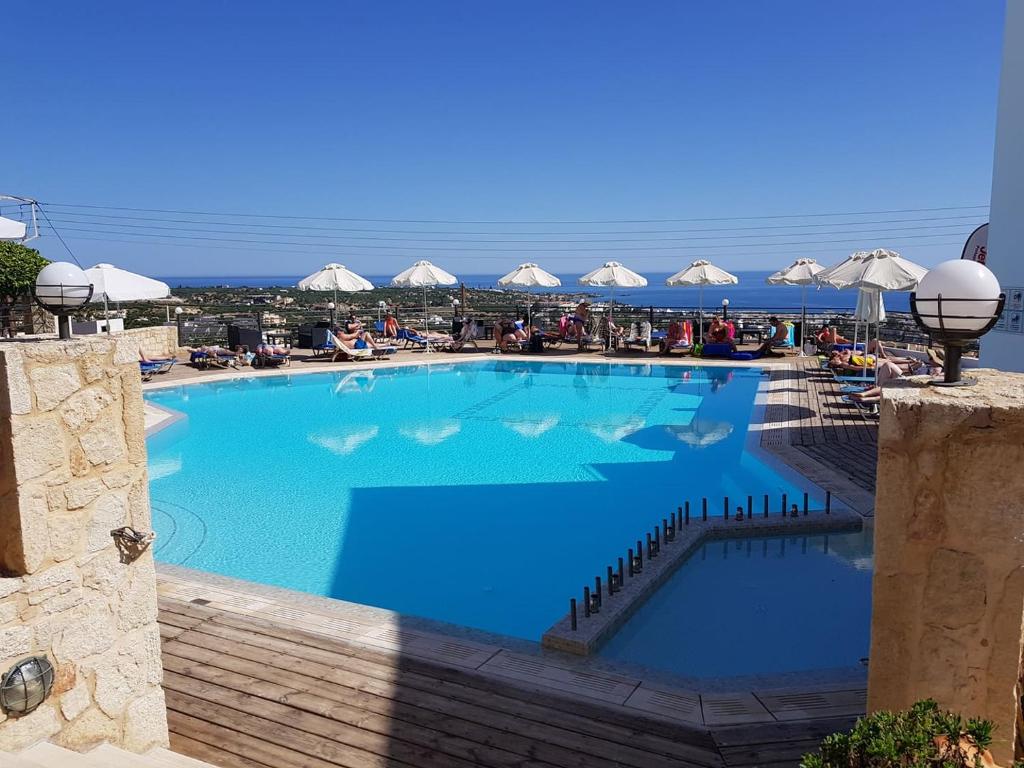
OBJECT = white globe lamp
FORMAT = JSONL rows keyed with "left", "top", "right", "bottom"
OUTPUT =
{"left": 32, "top": 262, "right": 93, "bottom": 340}
{"left": 910, "top": 260, "right": 1004, "bottom": 386}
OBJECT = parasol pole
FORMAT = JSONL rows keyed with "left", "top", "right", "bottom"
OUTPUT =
{"left": 800, "top": 284, "right": 808, "bottom": 357}
{"left": 699, "top": 284, "right": 704, "bottom": 343}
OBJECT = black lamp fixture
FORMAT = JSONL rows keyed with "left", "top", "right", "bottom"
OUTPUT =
{"left": 0, "top": 656, "right": 55, "bottom": 716}
{"left": 32, "top": 261, "right": 93, "bottom": 340}
{"left": 910, "top": 259, "right": 1004, "bottom": 387}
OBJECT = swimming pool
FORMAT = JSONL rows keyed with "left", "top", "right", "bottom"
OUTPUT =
{"left": 599, "top": 530, "right": 873, "bottom": 679}
{"left": 146, "top": 360, "right": 817, "bottom": 643}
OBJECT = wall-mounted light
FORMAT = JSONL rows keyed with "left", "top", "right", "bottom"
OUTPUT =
{"left": 0, "top": 657, "right": 54, "bottom": 716}
{"left": 910, "top": 260, "right": 1004, "bottom": 386}
{"left": 32, "top": 262, "right": 93, "bottom": 340}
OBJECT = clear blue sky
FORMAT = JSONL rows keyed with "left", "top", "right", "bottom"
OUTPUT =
{"left": 3, "top": 0, "right": 1006, "bottom": 277}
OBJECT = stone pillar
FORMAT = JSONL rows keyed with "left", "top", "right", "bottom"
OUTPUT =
{"left": 0, "top": 338, "right": 168, "bottom": 753}
{"left": 868, "top": 370, "right": 1024, "bottom": 763}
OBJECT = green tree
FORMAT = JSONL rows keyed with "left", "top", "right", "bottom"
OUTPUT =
{"left": 0, "top": 241, "right": 49, "bottom": 334}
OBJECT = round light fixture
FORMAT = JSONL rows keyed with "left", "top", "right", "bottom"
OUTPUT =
{"left": 174, "top": 306, "right": 183, "bottom": 316}
{"left": 32, "top": 262, "right": 93, "bottom": 339}
{"left": 910, "top": 260, "right": 1004, "bottom": 386}
{"left": 327, "top": 302, "right": 336, "bottom": 310}
{"left": 0, "top": 656, "right": 54, "bottom": 716}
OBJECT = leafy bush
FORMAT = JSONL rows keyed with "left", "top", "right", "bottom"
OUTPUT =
{"left": 0, "top": 241, "right": 48, "bottom": 333}
{"left": 800, "top": 699, "right": 1021, "bottom": 768}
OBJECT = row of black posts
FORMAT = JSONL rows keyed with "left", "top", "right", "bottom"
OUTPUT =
{"left": 568, "top": 490, "right": 831, "bottom": 631}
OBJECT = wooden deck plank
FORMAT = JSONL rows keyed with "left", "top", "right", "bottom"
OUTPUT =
{"left": 164, "top": 628, "right": 684, "bottom": 768}
{"left": 159, "top": 598, "right": 721, "bottom": 759}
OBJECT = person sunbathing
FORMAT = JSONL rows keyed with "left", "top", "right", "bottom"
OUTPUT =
{"left": 402, "top": 325, "right": 449, "bottom": 340}
{"left": 232, "top": 345, "right": 255, "bottom": 367}
{"left": 383, "top": 313, "right": 399, "bottom": 339}
{"left": 707, "top": 316, "right": 737, "bottom": 351}
{"left": 450, "top": 319, "right": 479, "bottom": 352}
{"left": 816, "top": 324, "right": 850, "bottom": 346}
{"left": 334, "top": 329, "right": 378, "bottom": 349}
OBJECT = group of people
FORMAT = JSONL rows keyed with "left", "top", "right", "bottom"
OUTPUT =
{"left": 824, "top": 338, "right": 944, "bottom": 410}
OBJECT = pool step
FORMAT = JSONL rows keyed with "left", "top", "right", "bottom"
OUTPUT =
{"left": 9, "top": 742, "right": 219, "bottom": 768}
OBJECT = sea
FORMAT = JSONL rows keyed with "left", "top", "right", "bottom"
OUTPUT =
{"left": 154, "top": 271, "right": 911, "bottom": 312}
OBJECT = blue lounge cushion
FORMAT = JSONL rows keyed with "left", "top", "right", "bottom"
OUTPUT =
{"left": 730, "top": 351, "right": 761, "bottom": 361}
{"left": 701, "top": 343, "right": 733, "bottom": 357}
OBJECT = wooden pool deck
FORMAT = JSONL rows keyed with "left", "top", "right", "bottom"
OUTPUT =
{"left": 154, "top": 355, "right": 877, "bottom": 767}
{"left": 159, "top": 597, "right": 857, "bottom": 768}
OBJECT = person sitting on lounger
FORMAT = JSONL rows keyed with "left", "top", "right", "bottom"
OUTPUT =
{"left": 494, "top": 317, "right": 526, "bottom": 352}
{"left": 344, "top": 313, "right": 363, "bottom": 334}
{"left": 816, "top": 324, "right": 850, "bottom": 346}
{"left": 232, "top": 345, "right": 255, "bottom": 367}
{"left": 707, "top": 316, "right": 737, "bottom": 351}
{"left": 754, "top": 317, "right": 789, "bottom": 357}
{"left": 383, "top": 312, "right": 399, "bottom": 339}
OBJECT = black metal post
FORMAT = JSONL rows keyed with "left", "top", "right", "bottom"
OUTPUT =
{"left": 724, "top": 496, "right": 729, "bottom": 519}
{"left": 636, "top": 540, "right": 643, "bottom": 570}
{"left": 618, "top": 557, "right": 624, "bottom": 588}
{"left": 782, "top": 492, "right": 787, "bottom": 516}
{"left": 175, "top": 313, "right": 183, "bottom": 346}
{"left": 646, "top": 532, "right": 653, "bottom": 558}
{"left": 803, "top": 492, "right": 809, "bottom": 516}
{"left": 607, "top": 566, "right": 615, "bottom": 596}
{"left": 763, "top": 494, "right": 769, "bottom": 518}
{"left": 595, "top": 577, "right": 602, "bottom": 607}
{"left": 628, "top": 548, "right": 635, "bottom": 577}
{"left": 583, "top": 587, "right": 591, "bottom": 618}
{"left": 685, "top": 501, "right": 690, "bottom": 525}
{"left": 570, "top": 599, "right": 577, "bottom": 630}
{"left": 747, "top": 495, "right": 752, "bottom": 517}
{"left": 702, "top": 497, "right": 707, "bottom": 521}
{"left": 826, "top": 491, "right": 832, "bottom": 514}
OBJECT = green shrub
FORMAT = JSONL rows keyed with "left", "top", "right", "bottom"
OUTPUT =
{"left": 800, "top": 699, "right": 1021, "bottom": 768}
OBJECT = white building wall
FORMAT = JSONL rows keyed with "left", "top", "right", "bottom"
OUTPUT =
{"left": 985, "top": 0, "right": 1024, "bottom": 371}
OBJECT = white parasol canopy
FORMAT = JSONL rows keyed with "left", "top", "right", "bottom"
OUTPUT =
{"left": 854, "top": 289, "right": 886, "bottom": 325}
{"left": 391, "top": 260, "right": 458, "bottom": 341}
{"left": 86, "top": 263, "right": 170, "bottom": 302}
{"left": 498, "top": 262, "right": 561, "bottom": 288}
{"left": 0, "top": 216, "right": 27, "bottom": 241}
{"left": 85, "top": 263, "right": 171, "bottom": 334}
{"left": 578, "top": 261, "right": 647, "bottom": 289}
{"left": 499, "top": 263, "right": 561, "bottom": 330}
{"left": 767, "top": 258, "right": 826, "bottom": 355}
{"left": 298, "top": 263, "right": 374, "bottom": 305}
{"left": 817, "top": 248, "right": 926, "bottom": 292}
{"left": 665, "top": 260, "right": 739, "bottom": 342}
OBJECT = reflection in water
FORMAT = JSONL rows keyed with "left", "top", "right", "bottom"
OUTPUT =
{"left": 501, "top": 414, "right": 561, "bottom": 438}
{"left": 333, "top": 371, "right": 376, "bottom": 395}
{"left": 399, "top": 420, "right": 462, "bottom": 445}
{"left": 582, "top": 415, "right": 646, "bottom": 443}
{"left": 149, "top": 456, "right": 182, "bottom": 480}
{"left": 665, "top": 418, "right": 734, "bottom": 448}
{"left": 310, "top": 426, "right": 380, "bottom": 455}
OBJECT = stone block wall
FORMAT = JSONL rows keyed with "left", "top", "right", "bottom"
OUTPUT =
{"left": 116, "top": 326, "right": 180, "bottom": 361}
{"left": 868, "top": 369, "right": 1024, "bottom": 763}
{"left": 0, "top": 338, "right": 168, "bottom": 752}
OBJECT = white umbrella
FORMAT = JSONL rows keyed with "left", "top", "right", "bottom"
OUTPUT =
{"left": 0, "top": 216, "right": 27, "bottom": 240}
{"left": 767, "top": 258, "right": 825, "bottom": 356}
{"left": 822, "top": 249, "right": 926, "bottom": 378}
{"left": 665, "top": 260, "right": 739, "bottom": 342}
{"left": 85, "top": 263, "right": 171, "bottom": 334}
{"left": 579, "top": 262, "right": 646, "bottom": 345}
{"left": 298, "top": 263, "right": 374, "bottom": 306}
{"left": 390, "top": 260, "right": 458, "bottom": 341}
{"left": 816, "top": 251, "right": 871, "bottom": 350}
{"left": 498, "top": 262, "right": 561, "bottom": 331}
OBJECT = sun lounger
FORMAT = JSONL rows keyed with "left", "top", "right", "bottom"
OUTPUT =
{"left": 253, "top": 345, "right": 290, "bottom": 368}
{"left": 621, "top": 321, "right": 653, "bottom": 351}
{"left": 328, "top": 331, "right": 396, "bottom": 361}
{"left": 660, "top": 320, "right": 693, "bottom": 355}
{"left": 397, "top": 328, "right": 453, "bottom": 351}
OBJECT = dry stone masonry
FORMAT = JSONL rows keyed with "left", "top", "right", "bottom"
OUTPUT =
{"left": 869, "top": 369, "right": 1024, "bottom": 764}
{"left": 0, "top": 337, "right": 168, "bottom": 753}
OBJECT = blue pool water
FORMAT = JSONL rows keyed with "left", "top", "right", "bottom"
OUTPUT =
{"left": 146, "top": 361, "right": 817, "bottom": 644}
{"left": 600, "top": 531, "right": 874, "bottom": 678}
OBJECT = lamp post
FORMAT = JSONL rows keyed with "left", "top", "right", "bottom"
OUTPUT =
{"left": 173, "top": 306, "right": 184, "bottom": 346}
{"left": 721, "top": 298, "right": 730, "bottom": 322}
{"left": 32, "top": 262, "right": 92, "bottom": 340}
{"left": 327, "top": 301, "right": 336, "bottom": 328}
{"left": 910, "top": 260, "right": 1004, "bottom": 386}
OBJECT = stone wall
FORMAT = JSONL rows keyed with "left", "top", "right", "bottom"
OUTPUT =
{"left": 116, "top": 326, "right": 180, "bottom": 361}
{"left": 868, "top": 369, "right": 1024, "bottom": 763}
{"left": 0, "top": 338, "right": 168, "bottom": 752}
